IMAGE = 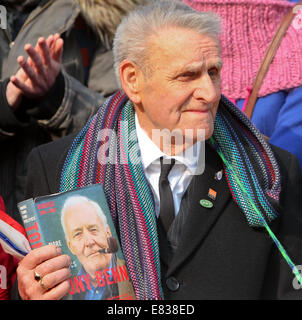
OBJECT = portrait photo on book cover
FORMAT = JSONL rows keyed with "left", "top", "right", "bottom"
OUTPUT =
{"left": 59, "top": 193, "right": 135, "bottom": 300}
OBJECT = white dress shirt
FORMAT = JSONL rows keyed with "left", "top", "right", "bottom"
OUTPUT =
{"left": 135, "top": 114, "right": 201, "bottom": 217}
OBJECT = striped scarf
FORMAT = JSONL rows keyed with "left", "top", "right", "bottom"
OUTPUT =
{"left": 60, "top": 91, "right": 282, "bottom": 299}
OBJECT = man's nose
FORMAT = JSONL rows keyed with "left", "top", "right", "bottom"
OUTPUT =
{"left": 83, "top": 230, "right": 95, "bottom": 246}
{"left": 193, "top": 74, "right": 220, "bottom": 103}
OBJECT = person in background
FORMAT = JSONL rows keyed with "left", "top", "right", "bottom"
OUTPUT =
{"left": 184, "top": 0, "right": 302, "bottom": 171}
{"left": 0, "top": 0, "right": 143, "bottom": 224}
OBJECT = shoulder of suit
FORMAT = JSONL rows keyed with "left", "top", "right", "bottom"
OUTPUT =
{"left": 261, "top": 134, "right": 294, "bottom": 164}
{"left": 31, "top": 133, "right": 78, "bottom": 178}
{"left": 268, "top": 143, "right": 297, "bottom": 165}
{"left": 37, "top": 133, "right": 77, "bottom": 158}
{"left": 267, "top": 143, "right": 300, "bottom": 182}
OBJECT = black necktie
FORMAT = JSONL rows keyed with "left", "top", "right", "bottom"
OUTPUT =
{"left": 159, "top": 156, "right": 175, "bottom": 233}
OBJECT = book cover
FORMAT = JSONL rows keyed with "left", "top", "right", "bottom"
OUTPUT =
{"left": 18, "top": 184, "right": 135, "bottom": 300}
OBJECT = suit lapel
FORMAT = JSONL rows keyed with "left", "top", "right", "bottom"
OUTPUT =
{"left": 166, "top": 142, "right": 232, "bottom": 277}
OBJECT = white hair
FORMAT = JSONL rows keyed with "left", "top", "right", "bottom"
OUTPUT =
{"left": 61, "top": 195, "right": 108, "bottom": 239}
{"left": 113, "top": 0, "right": 221, "bottom": 86}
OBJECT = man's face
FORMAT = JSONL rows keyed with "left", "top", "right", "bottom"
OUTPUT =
{"left": 64, "top": 202, "right": 112, "bottom": 276}
{"left": 134, "top": 27, "right": 222, "bottom": 147}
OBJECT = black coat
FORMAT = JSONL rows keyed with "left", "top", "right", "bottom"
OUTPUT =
{"left": 25, "top": 133, "right": 302, "bottom": 300}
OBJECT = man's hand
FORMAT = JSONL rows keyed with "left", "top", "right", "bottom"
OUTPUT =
{"left": 6, "top": 34, "right": 64, "bottom": 110}
{"left": 17, "top": 245, "right": 71, "bottom": 300}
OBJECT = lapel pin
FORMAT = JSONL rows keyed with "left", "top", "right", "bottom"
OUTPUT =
{"left": 215, "top": 170, "right": 223, "bottom": 181}
{"left": 208, "top": 188, "right": 217, "bottom": 200}
{"left": 200, "top": 199, "right": 213, "bottom": 209}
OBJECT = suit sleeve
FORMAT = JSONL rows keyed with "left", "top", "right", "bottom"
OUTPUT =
{"left": 0, "top": 79, "right": 27, "bottom": 136}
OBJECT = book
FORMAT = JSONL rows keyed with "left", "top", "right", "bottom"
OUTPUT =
{"left": 17, "top": 184, "right": 135, "bottom": 300}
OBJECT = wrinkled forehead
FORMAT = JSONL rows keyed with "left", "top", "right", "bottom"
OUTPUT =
{"left": 64, "top": 202, "right": 104, "bottom": 229}
{"left": 146, "top": 27, "right": 222, "bottom": 70}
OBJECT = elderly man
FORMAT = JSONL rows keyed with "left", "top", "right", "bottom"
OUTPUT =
{"left": 17, "top": 0, "right": 302, "bottom": 300}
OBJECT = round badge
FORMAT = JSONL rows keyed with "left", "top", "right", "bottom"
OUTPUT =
{"left": 215, "top": 170, "right": 223, "bottom": 181}
{"left": 199, "top": 199, "right": 213, "bottom": 209}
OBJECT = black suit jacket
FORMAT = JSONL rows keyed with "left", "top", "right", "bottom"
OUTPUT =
{"left": 25, "top": 133, "right": 302, "bottom": 300}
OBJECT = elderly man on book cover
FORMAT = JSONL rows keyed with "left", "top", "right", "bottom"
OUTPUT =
{"left": 61, "top": 195, "right": 134, "bottom": 300}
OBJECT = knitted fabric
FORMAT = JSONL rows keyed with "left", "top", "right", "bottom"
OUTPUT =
{"left": 212, "top": 95, "right": 281, "bottom": 227}
{"left": 59, "top": 91, "right": 282, "bottom": 299}
{"left": 184, "top": 0, "right": 302, "bottom": 100}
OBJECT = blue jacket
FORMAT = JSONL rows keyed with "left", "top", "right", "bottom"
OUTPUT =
{"left": 237, "top": 87, "right": 302, "bottom": 171}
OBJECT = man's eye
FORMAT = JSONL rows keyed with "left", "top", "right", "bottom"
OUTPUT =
{"left": 182, "top": 72, "right": 194, "bottom": 77}
{"left": 73, "top": 232, "right": 82, "bottom": 238}
{"left": 208, "top": 68, "right": 219, "bottom": 77}
{"left": 179, "top": 72, "right": 196, "bottom": 80}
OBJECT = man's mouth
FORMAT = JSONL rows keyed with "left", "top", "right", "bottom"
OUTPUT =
{"left": 86, "top": 251, "right": 101, "bottom": 258}
{"left": 183, "top": 109, "right": 210, "bottom": 113}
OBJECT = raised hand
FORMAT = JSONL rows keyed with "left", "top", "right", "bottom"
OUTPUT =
{"left": 6, "top": 34, "right": 64, "bottom": 110}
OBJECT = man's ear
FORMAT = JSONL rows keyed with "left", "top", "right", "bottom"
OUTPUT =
{"left": 106, "top": 225, "right": 112, "bottom": 238}
{"left": 66, "top": 239, "right": 75, "bottom": 255}
{"left": 119, "top": 60, "right": 142, "bottom": 104}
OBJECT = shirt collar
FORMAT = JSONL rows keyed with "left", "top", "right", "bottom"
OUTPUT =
{"left": 135, "top": 113, "right": 201, "bottom": 174}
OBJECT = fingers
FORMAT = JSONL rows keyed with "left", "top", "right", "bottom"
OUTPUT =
{"left": 24, "top": 43, "right": 47, "bottom": 81}
{"left": 12, "top": 34, "right": 63, "bottom": 99}
{"left": 46, "top": 34, "right": 54, "bottom": 47}
{"left": 12, "top": 56, "right": 42, "bottom": 96}
{"left": 20, "top": 245, "right": 62, "bottom": 270}
{"left": 53, "top": 37, "right": 64, "bottom": 63}
{"left": 39, "top": 267, "right": 71, "bottom": 292}
{"left": 10, "top": 73, "right": 35, "bottom": 96}
{"left": 37, "top": 37, "right": 51, "bottom": 67}
{"left": 17, "top": 245, "right": 72, "bottom": 300}
{"left": 18, "top": 55, "right": 40, "bottom": 85}
{"left": 46, "top": 34, "right": 55, "bottom": 54}
{"left": 47, "top": 33, "right": 63, "bottom": 62}
{"left": 19, "top": 267, "right": 71, "bottom": 300}
{"left": 35, "top": 253, "right": 71, "bottom": 277}
{"left": 6, "top": 77, "right": 23, "bottom": 109}
{"left": 43, "top": 280, "right": 71, "bottom": 300}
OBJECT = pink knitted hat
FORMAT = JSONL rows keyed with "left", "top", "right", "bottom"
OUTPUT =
{"left": 183, "top": 0, "right": 302, "bottom": 100}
